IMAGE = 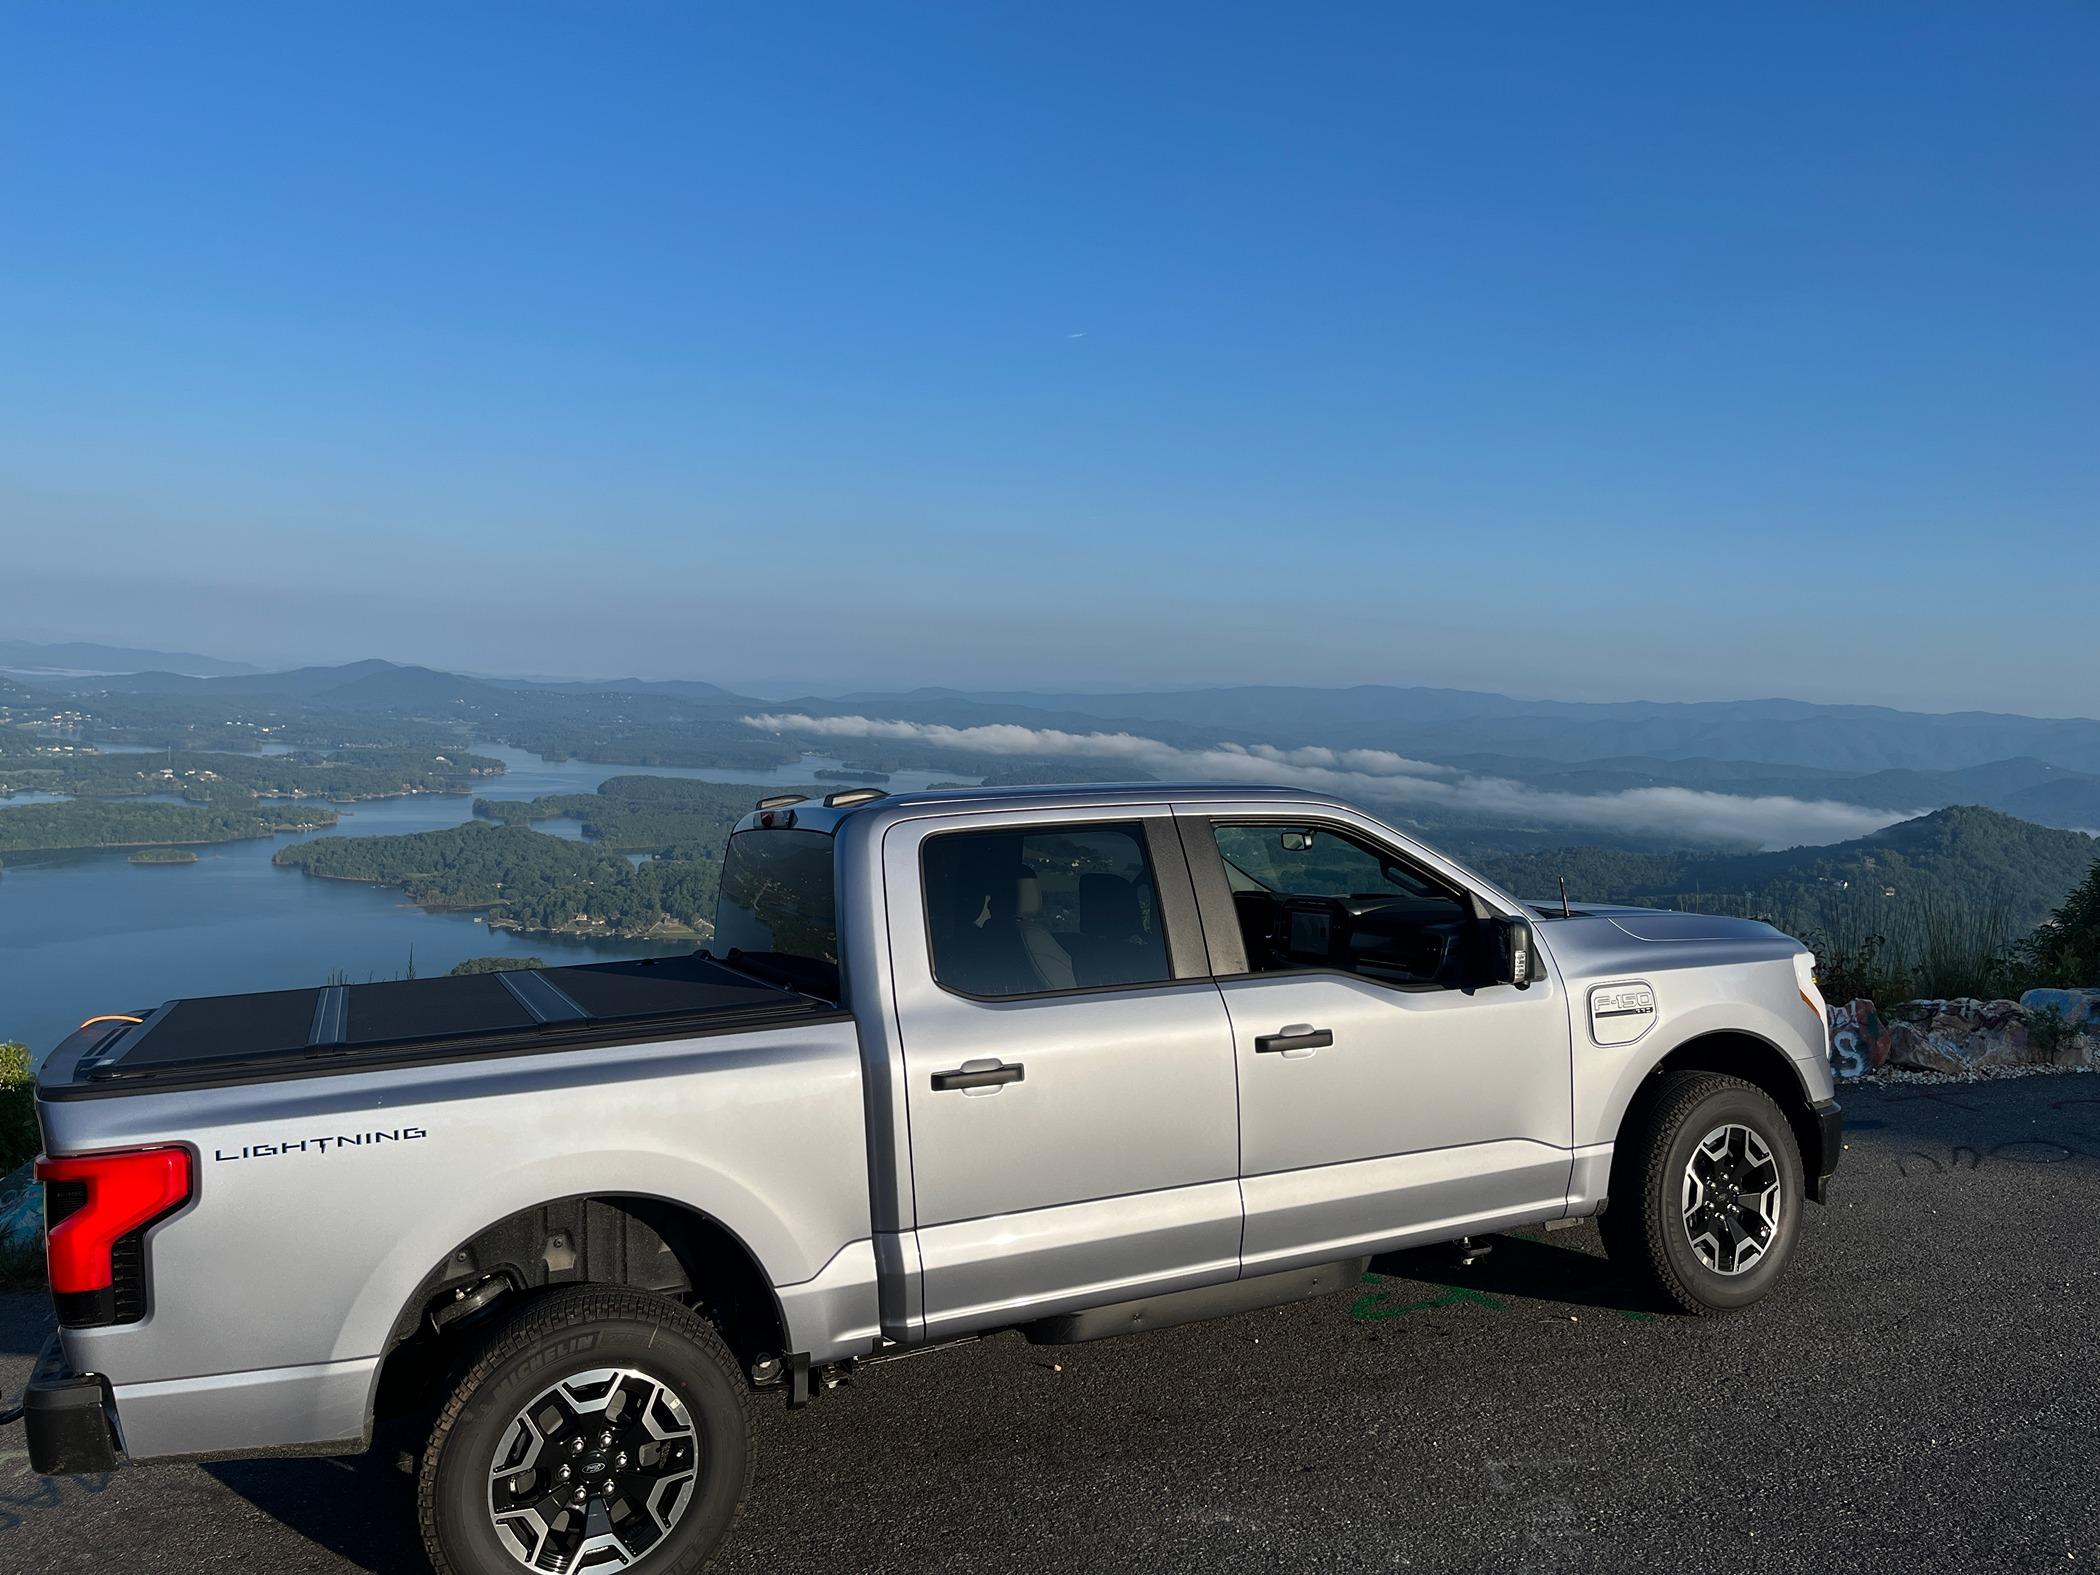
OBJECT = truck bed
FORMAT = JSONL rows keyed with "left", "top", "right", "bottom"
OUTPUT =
{"left": 36, "top": 952, "right": 838, "bottom": 1099}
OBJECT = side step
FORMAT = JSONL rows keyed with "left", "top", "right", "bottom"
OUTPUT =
{"left": 1018, "top": 1257, "right": 1370, "bottom": 1346}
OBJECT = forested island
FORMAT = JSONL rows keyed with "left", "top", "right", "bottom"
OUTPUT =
{"left": 0, "top": 799, "right": 339, "bottom": 855}
{"left": 470, "top": 775, "right": 765, "bottom": 855}
{"left": 274, "top": 823, "right": 719, "bottom": 940}
{"left": 0, "top": 746, "right": 502, "bottom": 807}
{"left": 0, "top": 741, "right": 490, "bottom": 855}
{"left": 275, "top": 774, "right": 789, "bottom": 939}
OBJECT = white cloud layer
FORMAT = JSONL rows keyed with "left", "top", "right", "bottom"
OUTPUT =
{"left": 741, "top": 713, "right": 1922, "bottom": 850}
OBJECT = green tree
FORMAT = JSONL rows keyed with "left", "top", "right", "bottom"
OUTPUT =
{"left": 2020, "top": 856, "right": 2100, "bottom": 987}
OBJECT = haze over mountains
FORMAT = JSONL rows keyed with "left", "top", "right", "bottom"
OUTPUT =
{"left": 834, "top": 684, "right": 2100, "bottom": 776}
{"left": 0, "top": 638, "right": 257, "bottom": 679}
{"left": 10, "top": 642, "right": 2100, "bottom": 841}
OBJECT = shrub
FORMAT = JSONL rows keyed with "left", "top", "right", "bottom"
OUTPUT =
{"left": 1797, "top": 921, "right": 1903, "bottom": 1007}
{"left": 0, "top": 1041, "right": 38, "bottom": 1176}
{"left": 2019, "top": 856, "right": 2100, "bottom": 989}
{"left": 2029, "top": 1005, "right": 2082, "bottom": 1061}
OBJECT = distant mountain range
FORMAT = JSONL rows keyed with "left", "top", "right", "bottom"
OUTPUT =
{"left": 15, "top": 658, "right": 2100, "bottom": 833}
{"left": 17, "top": 659, "right": 742, "bottom": 708}
{"left": 0, "top": 639, "right": 258, "bottom": 679}
{"left": 1472, "top": 804, "right": 2096, "bottom": 934}
{"left": 831, "top": 683, "right": 2100, "bottom": 775}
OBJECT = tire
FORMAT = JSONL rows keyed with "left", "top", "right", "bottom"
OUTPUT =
{"left": 418, "top": 1286, "right": 754, "bottom": 1575}
{"left": 1601, "top": 1071, "right": 1806, "bottom": 1315}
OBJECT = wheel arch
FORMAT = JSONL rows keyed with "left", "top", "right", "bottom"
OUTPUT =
{"left": 1617, "top": 1029, "right": 1826, "bottom": 1187}
{"left": 370, "top": 1192, "right": 787, "bottom": 1426}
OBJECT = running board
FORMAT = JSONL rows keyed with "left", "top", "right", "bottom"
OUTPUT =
{"left": 1018, "top": 1258, "right": 1371, "bottom": 1346}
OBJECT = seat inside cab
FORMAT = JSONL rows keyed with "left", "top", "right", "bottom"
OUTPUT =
{"left": 922, "top": 827, "right": 1172, "bottom": 997}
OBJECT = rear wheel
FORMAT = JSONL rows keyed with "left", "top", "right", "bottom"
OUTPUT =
{"left": 418, "top": 1286, "right": 753, "bottom": 1575}
{"left": 1602, "top": 1071, "right": 1805, "bottom": 1314}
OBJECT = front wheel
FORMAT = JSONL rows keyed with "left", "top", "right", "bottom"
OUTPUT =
{"left": 418, "top": 1286, "right": 754, "bottom": 1575}
{"left": 1602, "top": 1071, "right": 1806, "bottom": 1314}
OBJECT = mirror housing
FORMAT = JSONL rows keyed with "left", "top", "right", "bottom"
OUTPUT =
{"left": 1279, "top": 830, "right": 1312, "bottom": 851}
{"left": 1489, "top": 915, "right": 1537, "bottom": 989}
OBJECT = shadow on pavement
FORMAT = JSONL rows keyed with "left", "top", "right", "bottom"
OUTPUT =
{"left": 205, "top": 1450, "right": 423, "bottom": 1574}
{"left": 1369, "top": 1231, "right": 1654, "bottom": 1316}
{"left": 0, "top": 1290, "right": 53, "bottom": 1359}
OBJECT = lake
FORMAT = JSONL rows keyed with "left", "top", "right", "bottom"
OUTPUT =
{"left": 0, "top": 744, "right": 971, "bottom": 1058}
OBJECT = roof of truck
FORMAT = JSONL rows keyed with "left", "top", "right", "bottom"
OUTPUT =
{"left": 735, "top": 780, "right": 1330, "bottom": 835}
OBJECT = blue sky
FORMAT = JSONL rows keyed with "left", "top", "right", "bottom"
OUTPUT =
{"left": 2, "top": 3, "right": 2094, "bottom": 711}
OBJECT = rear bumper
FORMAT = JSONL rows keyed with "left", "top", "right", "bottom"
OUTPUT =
{"left": 1805, "top": 1097, "right": 1844, "bottom": 1204}
{"left": 23, "top": 1333, "right": 122, "bottom": 1475}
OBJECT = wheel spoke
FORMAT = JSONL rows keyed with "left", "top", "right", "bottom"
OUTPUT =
{"left": 487, "top": 1365, "right": 700, "bottom": 1572}
{"left": 1683, "top": 1122, "right": 1785, "bottom": 1276}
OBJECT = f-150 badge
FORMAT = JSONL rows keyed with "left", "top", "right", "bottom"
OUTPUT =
{"left": 1589, "top": 982, "right": 1657, "bottom": 1046}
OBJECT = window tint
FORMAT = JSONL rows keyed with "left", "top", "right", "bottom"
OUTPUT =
{"left": 713, "top": 829, "right": 840, "bottom": 999}
{"left": 1211, "top": 823, "right": 1473, "bottom": 988}
{"left": 923, "top": 822, "right": 1172, "bottom": 998}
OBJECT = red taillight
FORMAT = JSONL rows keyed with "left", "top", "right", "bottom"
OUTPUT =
{"left": 36, "top": 1148, "right": 192, "bottom": 1312}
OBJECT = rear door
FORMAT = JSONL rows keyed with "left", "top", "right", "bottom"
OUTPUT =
{"left": 883, "top": 804, "right": 1240, "bottom": 1340}
{"left": 1177, "top": 804, "right": 1574, "bottom": 1274}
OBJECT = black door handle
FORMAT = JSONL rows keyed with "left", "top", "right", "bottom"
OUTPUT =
{"left": 1255, "top": 1028, "right": 1333, "bottom": 1054}
{"left": 932, "top": 1061, "right": 1025, "bottom": 1092}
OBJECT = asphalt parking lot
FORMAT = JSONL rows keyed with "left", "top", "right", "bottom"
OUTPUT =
{"left": 6, "top": 1073, "right": 2100, "bottom": 1573}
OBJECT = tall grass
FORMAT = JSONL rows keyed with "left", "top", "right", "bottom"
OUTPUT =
{"left": 1682, "top": 890, "right": 2028, "bottom": 1004}
{"left": 1796, "top": 897, "right": 2021, "bottom": 1004}
{"left": 1906, "top": 896, "right": 2017, "bottom": 1001}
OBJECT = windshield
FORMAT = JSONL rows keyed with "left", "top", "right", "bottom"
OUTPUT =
{"left": 712, "top": 829, "right": 840, "bottom": 1000}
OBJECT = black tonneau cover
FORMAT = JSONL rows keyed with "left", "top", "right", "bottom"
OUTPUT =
{"left": 40, "top": 954, "right": 837, "bottom": 1098}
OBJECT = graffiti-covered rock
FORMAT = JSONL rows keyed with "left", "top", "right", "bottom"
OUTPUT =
{"left": 1828, "top": 998, "right": 1891, "bottom": 1079}
{"left": 1882, "top": 1020, "right": 1969, "bottom": 1075}
{"left": 1827, "top": 995, "right": 2098, "bottom": 1079}
{"left": 1884, "top": 999, "right": 2029, "bottom": 1070}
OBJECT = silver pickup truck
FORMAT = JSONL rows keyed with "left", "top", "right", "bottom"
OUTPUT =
{"left": 12, "top": 783, "right": 1840, "bottom": 1575}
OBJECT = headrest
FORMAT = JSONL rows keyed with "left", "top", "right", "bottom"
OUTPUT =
{"left": 1015, "top": 864, "right": 1043, "bottom": 919}
{"left": 1080, "top": 873, "right": 1140, "bottom": 936}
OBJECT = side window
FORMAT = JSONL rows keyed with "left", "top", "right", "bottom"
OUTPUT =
{"left": 1210, "top": 822, "right": 1474, "bottom": 988}
{"left": 923, "top": 822, "right": 1172, "bottom": 998}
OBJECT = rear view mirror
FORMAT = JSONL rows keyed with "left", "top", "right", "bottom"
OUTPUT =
{"left": 1279, "top": 830, "right": 1311, "bottom": 851}
{"left": 1491, "top": 916, "right": 1536, "bottom": 989}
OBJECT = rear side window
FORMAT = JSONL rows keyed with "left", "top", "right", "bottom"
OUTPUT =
{"left": 714, "top": 829, "right": 840, "bottom": 999}
{"left": 922, "top": 821, "right": 1171, "bottom": 998}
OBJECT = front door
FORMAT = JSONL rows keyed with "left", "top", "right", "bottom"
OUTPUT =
{"left": 1180, "top": 807, "right": 1574, "bottom": 1274}
{"left": 884, "top": 805, "right": 1241, "bottom": 1340}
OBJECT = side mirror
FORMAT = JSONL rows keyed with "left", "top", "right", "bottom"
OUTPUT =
{"left": 1279, "top": 830, "right": 1311, "bottom": 851}
{"left": 1490, "top": 915, "right": 1537, "bottom": 989}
